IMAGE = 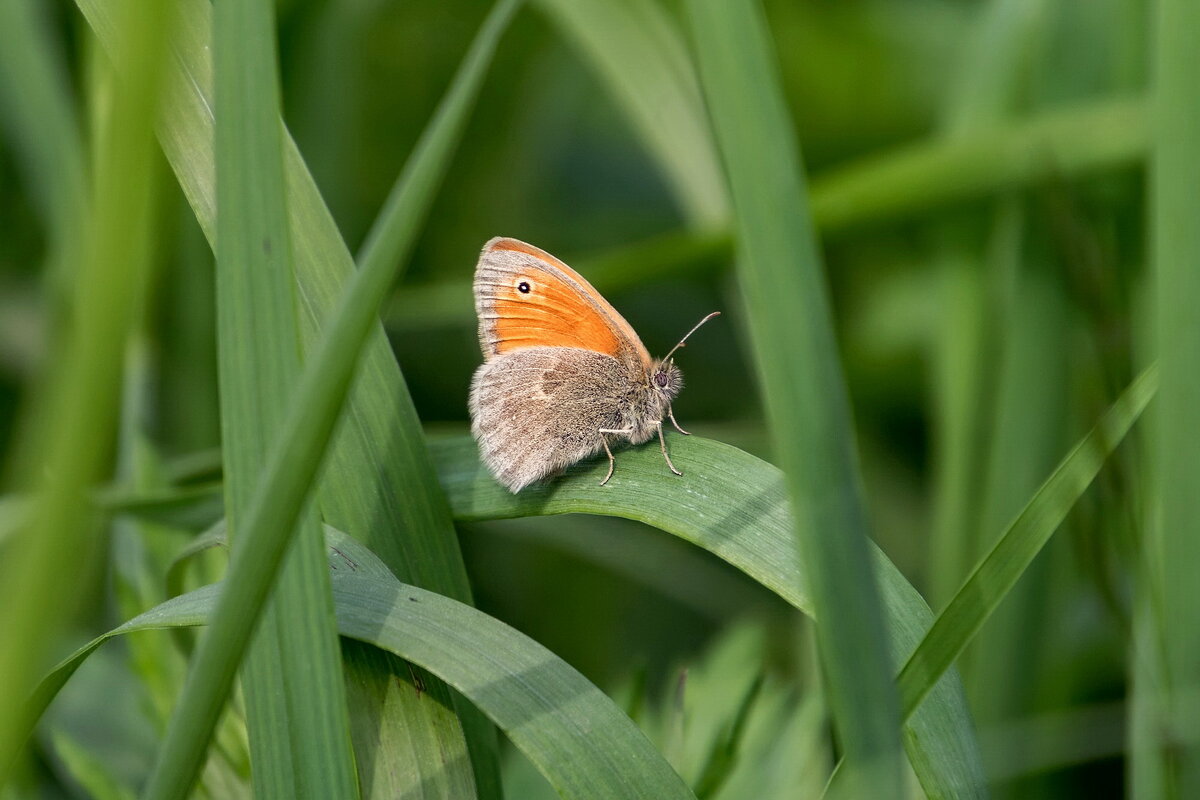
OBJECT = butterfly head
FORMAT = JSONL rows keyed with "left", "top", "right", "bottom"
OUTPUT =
{"left": 651, "top": 360, "right": 684, "bottom": 402}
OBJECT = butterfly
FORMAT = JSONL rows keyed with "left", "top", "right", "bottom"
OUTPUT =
{"left": 469, "top": 237, "right": 718, "bottom": 492}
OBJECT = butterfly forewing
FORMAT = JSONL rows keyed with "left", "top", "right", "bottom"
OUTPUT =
{"left": 473, "top": 238, "right": 651, "bottom": 369}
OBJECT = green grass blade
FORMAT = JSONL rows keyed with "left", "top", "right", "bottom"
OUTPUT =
{"left": 0, "top": 0, "right": 166, "bottom": 779}
{"left": 27, "top": 573, "right": 697, "bottom": 800}
{"left": 966, "top": 260, "right": 1067, "bottom": 728}
{"left": 210, "top": 0, "right": 355, "bottom": 796}
{"left": 533, "top": 0, "right": 727, "bottom": 227}
{"left": 978, "top": 701, "right": 1126, "bottom": 783}
{"left": 927, "top": 241, "right": 993, "bottom": 609}
{"left": 138, "top": 1, "right": 522, "bottom": 796}
{"left": 308, "top": 0, "right": 523, "bottom": 789}
{"left": 1130, "top": 587, "right": 1169, "bottom": 799}
{"left": 1150, "top": 0, "right": 1200, "bottom": 789}
{"left": 897, "top": 366, "right": 1157, "bottom": 718}
{"left": 926, "top": 0, "right": 1046, "bottom": 610}
{"left": 430, "top": 435, "right": 987, "bottom": 798}
{"left": 76, "top": 0, "right": 520, "bottom": 792}
{"left": 684, "top": 1, "right": 904, "bottom": 796}
{"left": 811, "top": 96, "right": 1146, "bottom": 235}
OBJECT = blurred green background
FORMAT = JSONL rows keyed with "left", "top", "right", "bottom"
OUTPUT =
{"left": 0, "top": 0, "right": 1154, "bottom": 797}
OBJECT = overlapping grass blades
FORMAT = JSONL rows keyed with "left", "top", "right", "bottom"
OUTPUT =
{"left": 208, "top": 0, "right": 355, "bottom": 795}
{"left": 430, "top": 435, "right": 987, "bottom": 797}
{"left": 684, "top": 0, "right": 905, "bottom": 796}
{"left": 111, "top": 0, "right": 523, "bottom": 795}
{"left": 0, "top": 0, "right": 1174, "bottom": 796}
{"left": 24, "top": 527, "right": 696, "bottom": 800}
{"left": 0, "top": 0, "right": 168, "bottom": 779}
{"left": 899, "top": 366, "right": 1157, "bottom": 717}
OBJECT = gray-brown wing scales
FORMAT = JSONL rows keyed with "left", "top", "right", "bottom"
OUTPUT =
{"left": 469, "top": 347, "right": 630, "bottom": 492}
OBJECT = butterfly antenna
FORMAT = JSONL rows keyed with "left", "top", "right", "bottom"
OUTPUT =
{"left": 662, "top": 311, "right": 720, "bottom": 363}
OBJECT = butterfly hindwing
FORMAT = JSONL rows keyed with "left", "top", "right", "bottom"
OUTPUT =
{"left": 469, "top": 347, "right": 630, "bottom": 491}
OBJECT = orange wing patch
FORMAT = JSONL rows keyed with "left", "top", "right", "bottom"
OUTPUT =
{"left": 474, "top": 238, "right": 649, "bottom": 366}
{"left": 488, "top": 276, "right": 622, "bottom": 356}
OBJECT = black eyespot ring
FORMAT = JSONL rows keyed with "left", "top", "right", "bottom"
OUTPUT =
{"left": 517, "top": 281, "right": 531, "bottom": 294}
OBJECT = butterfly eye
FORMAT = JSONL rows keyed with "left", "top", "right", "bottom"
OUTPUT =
{"left": 654, "top": 371, "right": 669, "bottom": 388}
{"left": 517, "top": 281, "right": 531, "bottom": 294}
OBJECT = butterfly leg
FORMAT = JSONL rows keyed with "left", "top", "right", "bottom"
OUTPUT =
{"left": 598, "top": 428, "right": 633, "bottom": 486}
{"left": 657, "top": 422, "right": 683, "bottom": 477}
{"left": 667, "top": 406, "right": 690, "bottom": 436}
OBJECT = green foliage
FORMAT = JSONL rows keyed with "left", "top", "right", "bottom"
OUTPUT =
{"left": 1146, "top": 0, "right": 1200, "bottom": 793}
{"left": 0, "top": 0, "right": 1171, "bottom": 797}
{"left": 686, "top": 1, "right": 903, "bottom": 796}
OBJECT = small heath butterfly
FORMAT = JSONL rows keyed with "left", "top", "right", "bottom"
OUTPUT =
{"left": 469, "top": 237, "right": 718, "bottom": 493}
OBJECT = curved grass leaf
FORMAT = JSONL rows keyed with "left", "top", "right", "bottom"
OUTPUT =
{"left": 26, "top": 572, "right": 696, "bottom": 800}
{"left": 430, "top": 434, "right": 987, "bottom": 798}
{"left": 897, "top": 365, "right": 1157, "bottom": 718}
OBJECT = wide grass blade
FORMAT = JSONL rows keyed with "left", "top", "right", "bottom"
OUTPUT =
{"left": 74, "top": 0, "right": 521, "bottom": 793}
{"left": 1148, "top": 0, "right": 1200, "bottom": 790}
{"left": 431, "top": 435, "right": 987, "bottom": 799}
{"left": 209, "top": 0, "right": 355, "bottom": 796}
{"left": 27, "top": 568, "right": 697, "bottom": 800}
{"left": 0, "top": 0, "right": 167, "bottom": 779}
{"left": 897, "top": 366, "right": 1157, "bottom": 718}
{"left": 136, "top": 1, "right": 522, "bottom": 796}
{"left": 685, "top": 0, "right": 904, "bottom": 796}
